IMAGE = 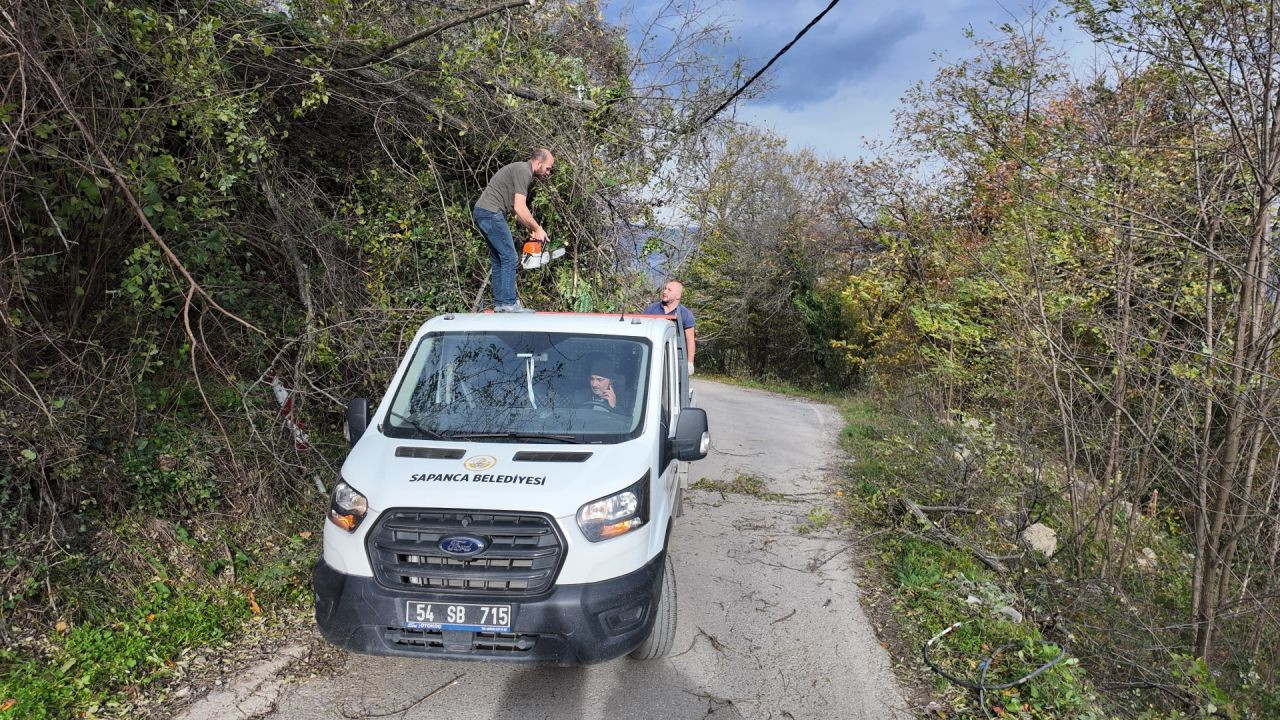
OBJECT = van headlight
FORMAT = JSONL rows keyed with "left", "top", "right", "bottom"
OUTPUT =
{"left": 328, "top": 480, "right": 368, "bottom": 532}
{"left": 577, "top": 473, "right": 649, "bottom": 542}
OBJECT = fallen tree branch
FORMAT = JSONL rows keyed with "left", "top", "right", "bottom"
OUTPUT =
{"left": 897, "top": 497, "right": 1009, "bottom": 574}
{"left": 336, "top": 66, "right": 473, "bottom": 134}
{"left": 769, "top": 609, "right": 797, "bottom": 625}
{"left": 474, "top": 74, "right": 600, "bottom": 112}
{"left": 916, "top": 504, "right": 984, "bottom": 515}
{"left": 345, "top": 0, "right": 533, "bottom": 69}
{"left": 806, "top": 529, "right": 888, "bottom": 571}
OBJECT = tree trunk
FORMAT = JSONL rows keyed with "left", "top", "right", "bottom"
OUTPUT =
{"left": 1194, "top": 186, "right": 1271, "bottom": 660}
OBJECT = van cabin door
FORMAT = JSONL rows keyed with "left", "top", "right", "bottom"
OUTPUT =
{"left": 660, "top": 334, "right": 681, "bottom": 500}
{"left": 672, "top": 317, "right": 692, "bottom": 407}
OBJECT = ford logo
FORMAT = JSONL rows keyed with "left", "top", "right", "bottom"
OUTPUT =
{"left": 438, "top": 534, "right": 487, "bottom": 557}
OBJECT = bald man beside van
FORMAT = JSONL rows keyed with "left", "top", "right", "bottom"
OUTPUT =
{"left": 643, "top": 281, "right": 696, "bottom": 375}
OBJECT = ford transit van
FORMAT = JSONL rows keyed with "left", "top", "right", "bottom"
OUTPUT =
{"left": 313, "top": 311, "right": 709, "bottom": 664}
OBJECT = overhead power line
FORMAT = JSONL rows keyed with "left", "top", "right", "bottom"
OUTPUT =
{"left": 698, "top": 0, "right": 843, "bottom": 128}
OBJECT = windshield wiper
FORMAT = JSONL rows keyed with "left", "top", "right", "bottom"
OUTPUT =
{"left": 447, "top": 432, "right": 578, "bottom": 444}
{"left": 386, "top": 411, "right": 448, "bottom": 440}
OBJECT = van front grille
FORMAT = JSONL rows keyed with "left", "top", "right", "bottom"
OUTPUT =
{"left": 366, "top": 509, "right": 563, "bottom": 595}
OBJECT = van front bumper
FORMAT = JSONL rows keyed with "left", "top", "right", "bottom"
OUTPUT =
{"left": 312, "top": 551, "right": 665, "bottom": 666}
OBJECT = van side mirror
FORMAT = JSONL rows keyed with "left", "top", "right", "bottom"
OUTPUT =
{"left": 345, "top": 398, "right": 370, "bottom": 447}
{"left": 671, "top": 407, "right": 709, "bottom": 461}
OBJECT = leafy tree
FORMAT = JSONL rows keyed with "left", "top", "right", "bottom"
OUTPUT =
{"left": 835, "top": 3, "right": 1280, "bottom": 713}
{"left": 0, "top": 0, "right": 743, "bottom": 664}
{"left": 684, "top": 128, "right": 869, "bottom": 387}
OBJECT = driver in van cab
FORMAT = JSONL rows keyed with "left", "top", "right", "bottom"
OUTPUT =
{"left": 586, "top": 359, "right": 622, "bottom": 413}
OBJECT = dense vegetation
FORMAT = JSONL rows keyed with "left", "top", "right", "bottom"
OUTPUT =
{"left": 0, "top": 0, "right": 735, "bottom": 716}
{"left": 5, "top": 0, "right": 1280, "bottom": 717}
{"left": 682, "top": 3, "right": 1280, "bottom": 717}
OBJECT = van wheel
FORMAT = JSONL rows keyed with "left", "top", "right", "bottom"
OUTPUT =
{"left": 629, "top": 552, "right": 677, "bottom": 660}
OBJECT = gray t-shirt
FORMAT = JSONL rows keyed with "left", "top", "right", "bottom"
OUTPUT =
{"left": 475, "top": 161, "right": 533, "bottom": 214}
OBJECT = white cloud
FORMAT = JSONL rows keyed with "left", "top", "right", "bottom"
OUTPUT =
{"left": 736, "top": 82, "right": 898, "bottom": 161}
{"left": 732, "top": 0, "right": 1091, "bottom": 159}
{"left": 607, "top": 0, "right": 1093, "bottom": 160}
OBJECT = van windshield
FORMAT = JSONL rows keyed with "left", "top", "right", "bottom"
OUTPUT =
{"left": 383, "top": 331, "right": 651, "bottom": 443}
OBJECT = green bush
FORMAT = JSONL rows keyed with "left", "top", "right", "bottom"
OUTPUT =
{"left": 121, "top": 425, "right": 221, "bottom": 515}
{"left": 0, "top": 583, "right": 246, "bottom": 719}
{"left": 838, "top": 390, "right": 1105, "bottom": 718}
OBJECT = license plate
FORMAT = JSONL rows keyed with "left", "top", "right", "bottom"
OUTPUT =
{"left": 405, "top": 601, "right": 513, "bottom": 632}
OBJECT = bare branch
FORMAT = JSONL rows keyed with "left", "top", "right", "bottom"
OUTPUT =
{"left": 344, "top": 0, "right": 533, "bottom": 69}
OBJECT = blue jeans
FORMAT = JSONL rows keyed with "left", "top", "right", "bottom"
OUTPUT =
{"left": 474, "top": 208, "right": 517, "bottom": 307}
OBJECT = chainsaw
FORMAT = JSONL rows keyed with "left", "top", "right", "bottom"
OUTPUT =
{"left": 520, "top": 237, "right": 565, "bottom": 270}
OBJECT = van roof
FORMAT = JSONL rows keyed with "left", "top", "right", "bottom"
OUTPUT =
{"left": 413, "top": 311, "right": 677, "bottom": 341}
{"left": 489, "top": 311, "right": 678, "bottom": 319}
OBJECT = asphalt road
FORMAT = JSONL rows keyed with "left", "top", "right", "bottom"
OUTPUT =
{"left": 183, "top": 379, "right": 910, "bottom": 720}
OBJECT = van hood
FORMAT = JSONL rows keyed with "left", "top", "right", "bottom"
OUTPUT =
{"left": 339, "top": 434, "right": 653, "bottom": 520}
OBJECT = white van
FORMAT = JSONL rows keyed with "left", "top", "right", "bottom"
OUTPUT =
{"left": 313, "top": 311, "right": 709, "bottom": 664}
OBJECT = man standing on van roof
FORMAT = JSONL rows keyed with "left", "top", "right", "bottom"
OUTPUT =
{"left": 474, "top": 148, "right": 555, "bottom": 313}
{"left": 643, "top": 281, "right": 696, "bottom": 374}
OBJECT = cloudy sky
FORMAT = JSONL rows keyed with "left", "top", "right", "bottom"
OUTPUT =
{"left": 606, "top": 0, "right": 1090, "bottom": 161}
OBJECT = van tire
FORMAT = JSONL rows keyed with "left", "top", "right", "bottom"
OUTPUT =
{"left": 629, "top": 552, "right": 677, "bottom": 660}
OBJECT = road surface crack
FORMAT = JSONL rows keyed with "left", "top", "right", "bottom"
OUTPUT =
{"left": 340, "top": 673, "right": 464, "bottom": 718}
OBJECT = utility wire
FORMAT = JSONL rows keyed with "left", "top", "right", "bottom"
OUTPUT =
{"left": 698, "top": 0, "right": 842, "bottom": 128}
{"left": 923, "top": 620, "right": 1069, "bottom": 718}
